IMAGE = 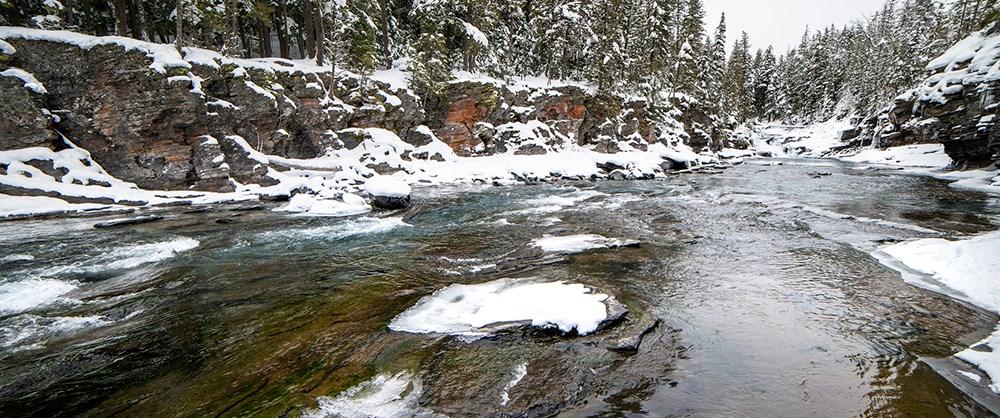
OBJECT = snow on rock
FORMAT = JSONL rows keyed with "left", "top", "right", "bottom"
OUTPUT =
{"left": 751, "top": 119, "right": 856, "bottom": 157}
{"left": 0, "top": 194, "right": 110, "bottom": 217}
{"left": 306, "top": 373, "right": 438, "bottom": 418}
{"left": 276, "top": 193, "right": 371, "bottom": 217}
{"left": 0, "top": 38, "right": 15, "bottom": 54}
{"left": 532, "top": 234, "right": 623, "bottom": 253}
{"left": 389, "top": 278, "right": 611, "bottom": 336}
{"left": 921, "top": 29, "right": 1000, "bottom": 104}
{"left": 1, "top": 67, "right": 47, "bottom": 94}
{"left": 841, "top": 144, "right": 952, "bottom": 168}
{"left": 0, "top": 27, "right": 190, "bottom": 74}
{"left": 880, "top": 231, "right": 1000, "bottom": 392}
{"left": 364, "top": 176, "right": 412, "bottom": 198}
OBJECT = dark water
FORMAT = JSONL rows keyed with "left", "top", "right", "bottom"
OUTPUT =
{"left": 0, "top": 159, "right": 998, "bottom": 417}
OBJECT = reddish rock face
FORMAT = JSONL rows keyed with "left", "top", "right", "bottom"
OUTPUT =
{"left": 542, "top": 99, "right": 586, "bottom": 121}
{"left": 439, "top": 95, "right": 487, "bottom": 152}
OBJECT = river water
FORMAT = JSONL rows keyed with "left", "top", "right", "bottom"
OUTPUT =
{"left": 1, "top": 158, "right": 999, "bottom": 417}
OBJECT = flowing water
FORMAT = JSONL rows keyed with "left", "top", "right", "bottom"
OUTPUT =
{"left": 1, "top": 159, "right": 999, "bottom": 417}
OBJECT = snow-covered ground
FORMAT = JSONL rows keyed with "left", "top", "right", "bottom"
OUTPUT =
{"left": 388, "top": 278, "right": 610, "bottom": 336}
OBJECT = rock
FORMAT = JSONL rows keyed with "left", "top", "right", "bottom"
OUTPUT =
{"left": 607, "top": 318, "right": 662, "bottom": 354}
{"left": 365, "top": 175, "right": 412, "bottom": 210}
{"left": 608, "top": 170, "right": 628, "bottom": 181}
{"left": 93, "top": 215, "right": 164, "bottom": 229}
{"left": 0, "top": 72, "right": 57, "bottom": 149}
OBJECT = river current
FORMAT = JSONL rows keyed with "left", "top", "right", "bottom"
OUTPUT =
{"left": 1, "top": 158, "right": 999, "bottom": 417}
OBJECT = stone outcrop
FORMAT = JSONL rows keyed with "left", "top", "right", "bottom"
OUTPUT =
{"left": 854, "top": 30, "right": 1000, "bottom": 168}
{"left": 0, "top": 32, "right": 710, "bottom": 195}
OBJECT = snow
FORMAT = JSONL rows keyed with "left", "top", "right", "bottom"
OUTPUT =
{"left": 1, "top": 68, "right": 47, "bottom": 94}
{"left": 751, "top": 119, "right": 855, "bottom": 157}
{"left": 462, "top": 21, "right": 489, "bottom": 47}
{"left": 0, "top": 38, "right": 14, "bottom": 54}
{"left": 840, "top": 144, "right": 952, "bottom": 168}
{"left": 0, "top": 27, "right": 190, "bottom": 74}
{"left": 276, "top": 193, "right": 371, "bottom": 217}
{"left": 532, "top": 234, "right": 623, "bottom": 253}
{"left": 364, "top": 175, "right": 411, "bottom": 198}
{"left": 879, "top": 231, "right": 1000, "bottom": 392}
{"left": 0, "top": 194, "right": 110, "bottom": 217}
{"left": 919, "top": 29, "right": 1000, "bottom": 103}
{"left": 306, "top": 373, "right": 438, "bottom": 418}
{"left": 389, "top": 278, "right": 610, "bottom": 336}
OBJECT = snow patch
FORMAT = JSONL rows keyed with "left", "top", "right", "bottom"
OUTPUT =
{"left": 1, "top": 68, "right": 47, "bottom": 93}
{"left": 879, "top": 231, "right": 1000, "bottom": 392}
{"left": 389, "top": 279, "right": 610, "bottom": 336}
{"left": 532, "top": 234, "right": 623, "bottom": 253}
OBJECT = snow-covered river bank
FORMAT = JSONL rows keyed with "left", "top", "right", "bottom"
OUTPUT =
{"left": 1, "top": 158, "right": 999, "bottom": 416}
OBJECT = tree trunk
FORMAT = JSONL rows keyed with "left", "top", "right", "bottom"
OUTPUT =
{"left": 223, "top": 0, "right": 242, "bottom": 56}
{"left": 314, "top": 1, "right": 324, "bottom": 65}
{"left": 379, "top": 0, "right": 391, "bottom": 68}
{"left": 175, "top": 0, "right": 185, "bottom": 52}
{"left": 304, "top": 0, "right": 316, "bottom": 59}
{"left": 114, "top": 0, "right": 129, "bottom": 36}
{"left": 276, "top": 0, "right": 290, "bottom": 58}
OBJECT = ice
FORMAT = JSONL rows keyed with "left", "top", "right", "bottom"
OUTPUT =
{"left": 364, "top": 175, "right": 412, "bottom": 198}
{"left": 0, "top": 278, "right": 78, "bottom": 314}
{"left": 388, "top": 278, "right": 610, "bottom": 336}
{"left": 307, "top": 373, "right": 440, "bottom": 418}
{"left": 532, "top": 234, "right": 623, "bottom": 253}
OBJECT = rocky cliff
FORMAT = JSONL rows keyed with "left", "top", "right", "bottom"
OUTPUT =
{"left": 0, "top": 28, "right": 704, "bottom": 204}
{"left": 856, "top": 29, "right": 1000, "bottom": 169}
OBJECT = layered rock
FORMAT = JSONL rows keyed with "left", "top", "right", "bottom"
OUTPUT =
{"left": 861, "top": 29, "right": 1000, "bottom": 168}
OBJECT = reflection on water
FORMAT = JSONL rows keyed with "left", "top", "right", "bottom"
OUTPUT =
{"left": 0, "top": 159, "right": 998, "bottom": 417}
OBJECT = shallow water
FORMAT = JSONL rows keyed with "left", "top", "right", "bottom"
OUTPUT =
{"left": 0, "top": 159, "right": 999, "bottom": 417}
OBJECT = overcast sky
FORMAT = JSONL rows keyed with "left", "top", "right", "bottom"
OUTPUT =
{"left": 702, "top": 0, "right": 883, "bottom": 53}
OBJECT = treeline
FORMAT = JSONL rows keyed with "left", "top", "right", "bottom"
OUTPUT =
{"left": 0, "top": 0, "right": 728, "bottom": 99}
{"left": 747, "top": 0, "right": 1000, "bottom": 124}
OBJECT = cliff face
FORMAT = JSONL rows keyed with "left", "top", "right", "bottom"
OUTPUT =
{"left": 0, "top": 29, "right": 694, "bottom": 197}
{"left": 866, "top": 29, "right": 1000, "bottom": 168}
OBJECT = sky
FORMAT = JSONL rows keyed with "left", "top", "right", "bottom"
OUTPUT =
{"left": 702, "top": 0, "right": 883, "bottom": 53}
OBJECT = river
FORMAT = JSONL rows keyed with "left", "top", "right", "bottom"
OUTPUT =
{"left": 1, "top": 158, "right": 998, "bottom": 417}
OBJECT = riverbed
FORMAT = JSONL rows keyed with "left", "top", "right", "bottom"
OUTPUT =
{"left": 1, "top": 158, "right": 998, "bottom": 417}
